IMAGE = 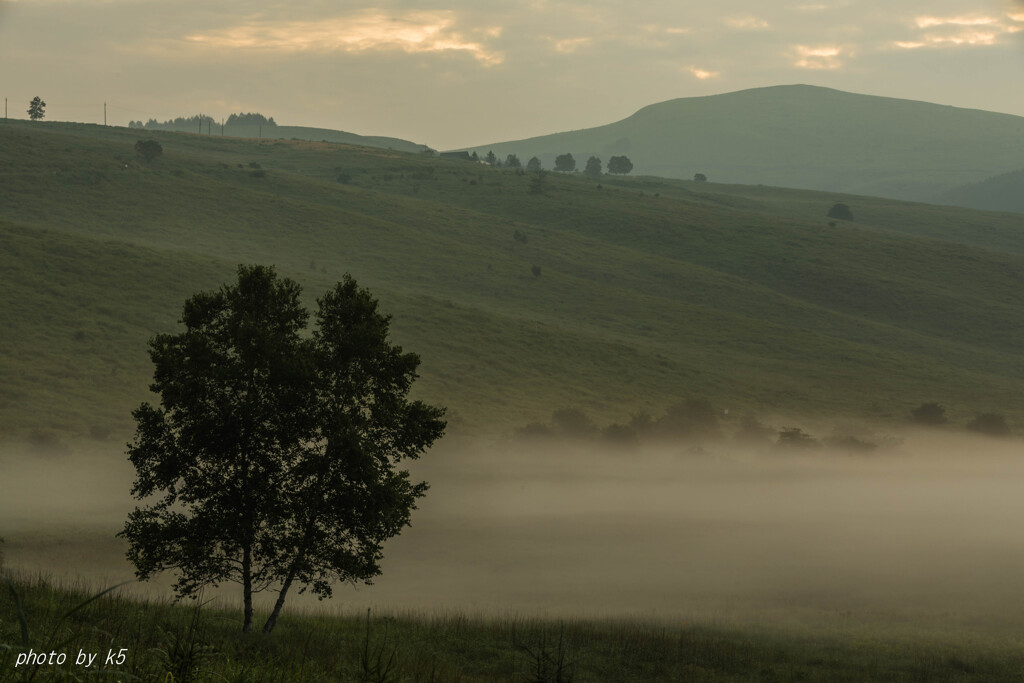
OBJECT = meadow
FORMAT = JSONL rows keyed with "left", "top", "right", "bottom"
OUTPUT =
{"left": 4, "top": 119, "right": 1024, "bottom": 680}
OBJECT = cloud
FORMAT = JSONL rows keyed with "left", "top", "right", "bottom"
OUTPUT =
{"left": 687, "top": 66, "right": 720, "bottom": 79}
{"left": 180, "top": 10, "right": 503, "bottom": 65}
{"left": 552, "top": 36, "right": 591, "bottom": 53}
{"left": 894, "top": 12, "right": 1021, "bottom": 49}
{"left": 724, "top": 16, "right": 770, "bottom": 30}
{"left": 793, "top": 45, "right": 843, "bottom": 69}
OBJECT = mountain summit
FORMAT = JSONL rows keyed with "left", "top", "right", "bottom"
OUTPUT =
{"left": 457, "top": 85, "right": 1024, "bottom": 202}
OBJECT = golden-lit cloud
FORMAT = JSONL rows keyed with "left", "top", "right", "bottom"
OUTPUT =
{"left": 724, "top": 16, "right": 770, "bottom": 30}
{"left": 896, "top": 13, "right": 1020, "bottom": 48}
{"left": 688, "top": 66, "right": 720, "bottom": 79}
{"left": 182, "top": 10, "right": 503, "bottom": 65}
{"left": 793, "top": 45, "right": 842, "bottom": 69}
{"left": 552, "top": 36, "right": 591, "bottom": 53}
{"left": 915, "top": 15, "right": 998, "bottom": 28}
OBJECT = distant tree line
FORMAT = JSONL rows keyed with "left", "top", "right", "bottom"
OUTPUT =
{"left": 129, "top": 112, "right": 277, "bottom": 130}
{"left": 512, "top": 399, "right": 1018, "bottom": 451}
{"left": 469, "top": 150, "right": 635, "bottom": 176}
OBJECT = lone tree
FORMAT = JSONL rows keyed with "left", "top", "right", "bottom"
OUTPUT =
{"left": 134, "top": 139, "right": 163, "bottom": 162}
{"left": 693, "top": 173, "right": 707, "bottom": 183}
{"left": 827, "top": 203, "right": 853, "bottom": 221}
{"left": 27, "top": 96, "right": 46, "bottom": 121}
{"left": 554, "top": 153, "right": 576, "bottom": 173}
{"left": 607, "top": 155, "right": 633, "bottom": 175}
{"left": 505, "top": 153, "right": 522, "bottom": 169}
{"left": 485, "top": 150, "right": 497, "bottom": 165}
{"left": 119, "top": 265, "right": 445, "bottom": 634}
{"left": 584, "top": 156, "right": 603, "bottom": 179}
{"left": 526, "top": 156, "right": 542, "bottom": 172}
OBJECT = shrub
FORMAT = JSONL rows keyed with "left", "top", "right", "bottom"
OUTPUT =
{"left": 967, "top": 413, "right": 1011, "bottom": 437}
{"left": 910, "top": 402, "right": 947, "bottom": 425}
{"left": 134, "top": 139, "right": 163, "bottom": 162}
{"left": 531, "top": 265, "right": 542, "bottom": 277}
{"left": 827, "top": 203, "right": 853, "bottom": 221}
{"left": 776, "top": 427, "right": 820, "bottom": 450}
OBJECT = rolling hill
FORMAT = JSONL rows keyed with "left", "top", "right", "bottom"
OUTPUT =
{"left": 940, "top": 167, "right": 1024, "bottom": 214}
{"left": 454, "top": 85, "right": 1024, "bottom": 203}
{"left": 3, "top": 118, "right": 1024, "bottom": 441}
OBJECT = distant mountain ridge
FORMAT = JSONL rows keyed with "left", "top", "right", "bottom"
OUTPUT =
{"left": 454, "top": 85, "right": 1024, "bottom": 202}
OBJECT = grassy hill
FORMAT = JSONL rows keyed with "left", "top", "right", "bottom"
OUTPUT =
{"left": 454, "top": 85, "right": 1024, "bottom": 202}
{"left": 134, "top": 120, "right": 431, "bottom": 153}
{"left": 940, "top": 167, "right": 1024, "bottom": 214}
{"left": 3, "top": 118, "right": 1024, "bottom": 440}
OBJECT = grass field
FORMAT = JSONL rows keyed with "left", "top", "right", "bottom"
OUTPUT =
{"left": 3, "top": 118, "right": 1024, "bottom": 442}
{"left": 7, "top": 572, "right": 1024, "bottom": 682}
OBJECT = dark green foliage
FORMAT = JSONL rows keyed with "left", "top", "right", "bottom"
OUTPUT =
{"left": 602, "top": 422, "right": 637, "bottom": 444}
{"left": 910, "top": 402, "right": 947, "bottom": 425}
{"left": 336, "top": 172, "right": 352, "bottom": 184}
{"left": 776, "top": 427, "right": 820, "bottom": 449}
{"left": 607, "top": 155, "right": 633, "bottom": 175}
{"left": 513, "top": 229, "right": 528, "bottom": 244}
{"left": 584, "top": 156, "right": 603, "bottom": 179}
{"left": 967, "top": 413, "right": 1011, "bottom": 437}
{"left": 550, "top": 407, "right": 597, "bottom": 438}
{"left": 505, "top": 154, "right": 522, "bottom": 169}
{"left": 250, "top": 169, "right": 266, "bottom": 178}
{"left": 656, "top": 398, "right": 721, "bottom": 440}
{"left": 733, "top": 413, "right": 774, "bottom": 446}
{"left": 134, "top": 139, "right": 163, "bottom": 162}
{"left": 531, "top": 264, "right": 542, "bottom": 277}
{"left": 527, "top": 156, "right": 542, "bottom": 172}
{"left": 27, "top": 97, "right": 45, "bottom": 121}
{"left": 827, "top": 203, "right": 854, "bottom": 221}
{"left": 227, "top": 112, "right": 276, "bottom": 127}
{"left": 529, "top": 170, "right": 548, "bottom": 194}
{"left": 694, "top": 173, "right": 707, "bottom": 182}
{"left": 485, "top": 150, "right": 497, "bottom": 165}
{"left": 555, "top": 153, "right": 576, "bottom": 173}
{"left": 119, "top": 265, "right": 445, "bottom": 634}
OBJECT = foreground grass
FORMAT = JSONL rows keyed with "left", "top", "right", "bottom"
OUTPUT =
{"left": 3, "top": 575, "right": 1024, "bottom": 682}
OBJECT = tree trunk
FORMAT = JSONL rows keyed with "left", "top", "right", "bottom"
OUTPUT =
{"left": 262, "top": 530, "right": 313, "bottom": 634}
{"left": 261, "top": 565, "right": 298, "bottom": 635}
{"left": 242, "top": 544, "right": 254, "bottom": 633}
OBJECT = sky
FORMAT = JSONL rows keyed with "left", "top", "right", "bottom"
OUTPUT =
{"left": 1, "top": 0, "right": 1023, "bottom": 150}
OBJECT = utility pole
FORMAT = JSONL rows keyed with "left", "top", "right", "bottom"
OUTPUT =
{"left": 104, "top": 102, "right": 107, "bottom": 126}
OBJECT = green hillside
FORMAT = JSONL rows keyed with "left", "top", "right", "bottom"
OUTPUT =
{"left": 455, "top": 85, "right": 1024, "bottom": 202}
{"left": 940, "top": 167, "right": 1024, "bottom": 214}
{"left": 133, "top": 120, "right": 430, "bottom": 153}
{"left": 3, "top": 118, "right": 1024, "bottom": 439}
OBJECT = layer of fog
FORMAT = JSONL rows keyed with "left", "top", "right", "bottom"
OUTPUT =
{"left": 3, "top": 429, "right": 1024, "bottom": 638}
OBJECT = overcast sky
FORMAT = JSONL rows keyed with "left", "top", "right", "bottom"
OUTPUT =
{"left": 2, "top": 0, "right": 1023, "bottom": 149}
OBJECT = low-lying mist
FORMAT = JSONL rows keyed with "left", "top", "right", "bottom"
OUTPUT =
{"left": 3, "top": 428, "right": 1024, "bottom": 640}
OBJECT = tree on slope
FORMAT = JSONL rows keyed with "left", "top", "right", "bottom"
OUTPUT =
{"left": 607, "top": 155, "right": 633, "bottom": 175}
{"left": 584, "top": 156, "right": 603, "bottom": 179}
{"left": 119, "top": 265, "right": 445, "bottom": 634}
{"left": 27, "top": 97, "right": 46, "bottom": 121}
{"left": 554, "top": 153, "right": 576, "bottom": 172}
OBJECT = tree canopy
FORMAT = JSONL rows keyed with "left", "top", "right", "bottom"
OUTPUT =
{"left": 607, "top": 155, "right": 633, "bottom": 175}
{"left": 27, "top": 97, "right": 46, "bottom": 121}
{"left": 584, "top": 156, "right": 603, "bottom": 179}
{"left": 120, "top": 265, "right": 445, "bottom": 634}
{"left": 526, "top": 156, "right": 542, "bottom": 172}
{"left": 554, "top": 153, "right": 576, "bottom": 172}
